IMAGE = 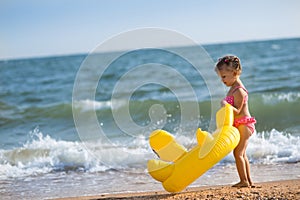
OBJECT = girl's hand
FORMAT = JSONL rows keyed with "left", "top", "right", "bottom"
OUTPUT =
{"left": 220, "top": 99, "right": 227, "bottom": 107}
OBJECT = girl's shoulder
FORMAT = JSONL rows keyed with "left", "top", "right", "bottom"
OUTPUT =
{"left": 232, "top": 85, "right": 248, "bottom": 94}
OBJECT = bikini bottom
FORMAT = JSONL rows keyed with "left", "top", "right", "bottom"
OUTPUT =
{"left": 233, "top": 116, "right": 256, "bottom": 135}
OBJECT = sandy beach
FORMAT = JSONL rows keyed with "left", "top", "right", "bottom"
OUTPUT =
{"left": 56, "top": 179, "right": 299, "bottom": 200}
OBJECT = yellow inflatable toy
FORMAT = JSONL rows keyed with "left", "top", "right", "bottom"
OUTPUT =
{"left": 147, "top": 104, "right": 240, "bottom": 192}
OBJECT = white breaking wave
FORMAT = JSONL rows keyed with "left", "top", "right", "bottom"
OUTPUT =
{"left": 0, "top": 128, "right": 299, "bottom": 179}
{"left": 0, "top": 128, "right": 152, "bottom": 179}
{"left": 248, "top": 129, "right": 300, "bottom": 163}
{"left": 262, "top": 92, "right": 300, "bottom": 104}
{"left": 72, "top": 99, "right": 111, "bottom": 111}
{"left": 72, "top": 99, "right": 128, "bottom": 112}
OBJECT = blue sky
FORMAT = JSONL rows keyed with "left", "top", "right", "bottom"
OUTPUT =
{"left": 1, "top": 0, "right": 300, "bottom": 60}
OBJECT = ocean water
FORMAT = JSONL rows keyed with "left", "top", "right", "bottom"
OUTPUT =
{"left": 0, "top": 38, "right": 300, "bottom": 199}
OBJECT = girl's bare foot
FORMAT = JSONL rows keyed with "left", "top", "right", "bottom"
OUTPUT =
{"left": 232, "top": 181, "right": 250, "bottom": 188}
{"left": 249, "top": 181, "right": 255, "bottom": 188}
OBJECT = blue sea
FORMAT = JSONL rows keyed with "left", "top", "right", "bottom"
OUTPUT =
{"left": 0, "top": 38, "right": 300, "bottom": 199}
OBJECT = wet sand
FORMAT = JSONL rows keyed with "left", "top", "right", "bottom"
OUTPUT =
{"left": 56, "top": 179, "right": 300, "bottom": 200}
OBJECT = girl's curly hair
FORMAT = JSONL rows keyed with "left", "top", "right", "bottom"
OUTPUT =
{"left": 215, "top": 55, "right": 242, "bottom": 75}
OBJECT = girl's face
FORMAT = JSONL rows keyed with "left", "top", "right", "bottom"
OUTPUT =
{"left": 217, "top": 67, "right": 237, "bottom": 87}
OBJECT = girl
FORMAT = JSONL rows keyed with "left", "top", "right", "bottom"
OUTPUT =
{"left": 215, "top": 55, "right": 256, "bottom": 188}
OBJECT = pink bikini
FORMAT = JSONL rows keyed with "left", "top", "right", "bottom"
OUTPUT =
{"left": 224, "top": 86, "right": 256, "bottom": 134}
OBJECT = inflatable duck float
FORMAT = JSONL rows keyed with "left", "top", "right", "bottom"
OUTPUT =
{"left": 147, "top": 104, "right": 240, "bottom": 192}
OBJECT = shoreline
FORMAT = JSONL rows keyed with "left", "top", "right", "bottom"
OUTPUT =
{"left": 55, "top": 179, "right": 300, "bottom": 200}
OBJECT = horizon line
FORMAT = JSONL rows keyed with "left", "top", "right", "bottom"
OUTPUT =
{"left": 1, "top": 36, "right": 299, "bottom": 62}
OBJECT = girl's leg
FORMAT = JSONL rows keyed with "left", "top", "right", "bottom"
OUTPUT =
{"left": 244, "top": 125, "right": 254, "bottom": 186}
{"left": 244, "top": 154, "right": 252, "bottom": 186}
{"left": 232, "top": 125, "right": 251, "bottom": 187}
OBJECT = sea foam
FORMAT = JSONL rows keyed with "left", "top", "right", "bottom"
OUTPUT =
{"left": 0, "top": 127, "right": 299, "bottom": 180}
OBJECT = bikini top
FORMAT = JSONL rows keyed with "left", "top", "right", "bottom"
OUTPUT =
{"left": 224, "top": 86, "right": 248, "bottom": 106}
